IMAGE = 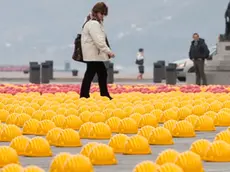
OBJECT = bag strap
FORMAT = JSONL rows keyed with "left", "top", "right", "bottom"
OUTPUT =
{"left": 82, "top": 21, "right": 88, "bottom": 29}
{"left": 82, "top": 18, "right": 98, "bottom": 30}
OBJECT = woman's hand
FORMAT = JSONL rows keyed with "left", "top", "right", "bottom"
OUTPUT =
{"left": 108, "top": 52, "right": 115, "bottom": 58}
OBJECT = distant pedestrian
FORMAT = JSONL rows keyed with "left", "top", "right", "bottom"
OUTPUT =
{"left": 189, "top": 33, "right": 210, "bottom": 85}
{"left": 135, "top": 48, "right": 144, "bottom": 79}
{"left": 80, "top": 2, "right": 115, "bottom": 100}
{"left": 225, "top": 1, "right": 230, "bottom": 37}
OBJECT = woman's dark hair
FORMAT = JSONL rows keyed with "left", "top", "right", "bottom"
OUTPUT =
{"left": 92, "top": 2, "right": 108, "bottom": 16}
{"left": 139, "top": 48, "right": 144, "bottom": 52}
{"left": 193, "top": 33, "right": 199, "bottom": 37}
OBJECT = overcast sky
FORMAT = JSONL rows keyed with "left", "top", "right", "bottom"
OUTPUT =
{"left": 0, "top": 0, "right": 229, "bottom": 72}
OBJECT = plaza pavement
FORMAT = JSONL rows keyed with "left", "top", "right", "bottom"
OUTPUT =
{"left": 0, "top": 72, "right": 225, "bottom": 171}
{"left": 0, "top": 127, "right": 229, "bottom": 172}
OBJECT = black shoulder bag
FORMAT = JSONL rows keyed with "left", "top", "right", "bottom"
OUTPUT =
{"left": 71, "top": 20, "right": 92, "bottom": 63}
{"left": 135, "top": 59, "right": 144, "bottom": 65}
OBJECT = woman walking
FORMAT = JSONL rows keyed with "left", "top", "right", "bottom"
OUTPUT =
{"left": 136, "top": 48, "right": 144, "bottom": 79}
{"left": 80, "top": 2, "right": 115, "bottom": 100}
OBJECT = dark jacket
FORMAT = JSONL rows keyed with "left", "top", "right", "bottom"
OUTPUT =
{"left": 189, "top": 38, "right": 210, "bottom": 60}
{"left": 225, "top": 2, "right": 230, "bottom": 19}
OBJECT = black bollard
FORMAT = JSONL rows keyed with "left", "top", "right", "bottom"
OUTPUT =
{"left": 92, "top": 61, "right": 107, "bottom": 83}
{"left": 45, "top": 60, "right": 54, "bottom": 80}
{"left": 29, "top": 62, "right": 39, "bottom": 83}
{"left": 41, "top": 62, "right": 50, "bottom": 84}
{"left": 166, "top": 65, "right": 177, "bottom": 85}
{"left": 23, "top": 70, "right": 29, "bottom": 74}
{"left": 92, "top": 61, "right": 114, "bottom": 83}
{"left": 153, "top": 62, "right": 162, "bottom": 83}
{"left": 92, "top": 74, "right": 98, "bottom": 83}
{"left": 157, "top": 60, "right": 166, "bottom": 79}
{"left": 104, "top": 61, "right": 110, "bottom": 69}
{"left": 107, "top": 62, "right": 114, "bottom": 84}
{"left": 29, "top": 62, "right": 38, "bottom": 67}
{"left": 72, "top": 70, "right": 78, "bottom": 76}
{"left": 65, "top": 62, "right": 71, "bottom": 71}
{"left": 29, "top": 63, "right": 40, "bottom": 84}
{"left": 114, "top": 70, "right": 119, "bottom": 74}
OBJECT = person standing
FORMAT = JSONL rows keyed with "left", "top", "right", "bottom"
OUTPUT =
{"left": 136, "top": 48, "right": 145, "bottom": 79}
{"left": 225, "top": 1, "right": 230, "bottom": 37}
{"left": 80, "top": 2, "right": 115, "bottom": 99}
{"left": 189, "top": 33, "right": 210, "bottom": 85}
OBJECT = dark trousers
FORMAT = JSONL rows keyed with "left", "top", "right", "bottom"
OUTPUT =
{"left": 80, "top": 61, "right": 111, "bottom": 98}
{"left": 138, "top": 65, "right": 144, "bottom": 74}
{"left": 193, "top": 59, "right": 207, "bottom": 85}
{"left": 226, "top": 21, "right": 230, "bottom": 36}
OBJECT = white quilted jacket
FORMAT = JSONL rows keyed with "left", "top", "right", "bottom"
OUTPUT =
{"left": 81, "top": 20, "right": 112, "bottom": 62}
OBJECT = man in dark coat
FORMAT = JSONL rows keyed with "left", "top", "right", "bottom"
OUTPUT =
{"left": 189, "top": 33, "right": 210, "bottom": 85}
{"left": 225, "top": 1, "right": 230, "bottom": 37}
